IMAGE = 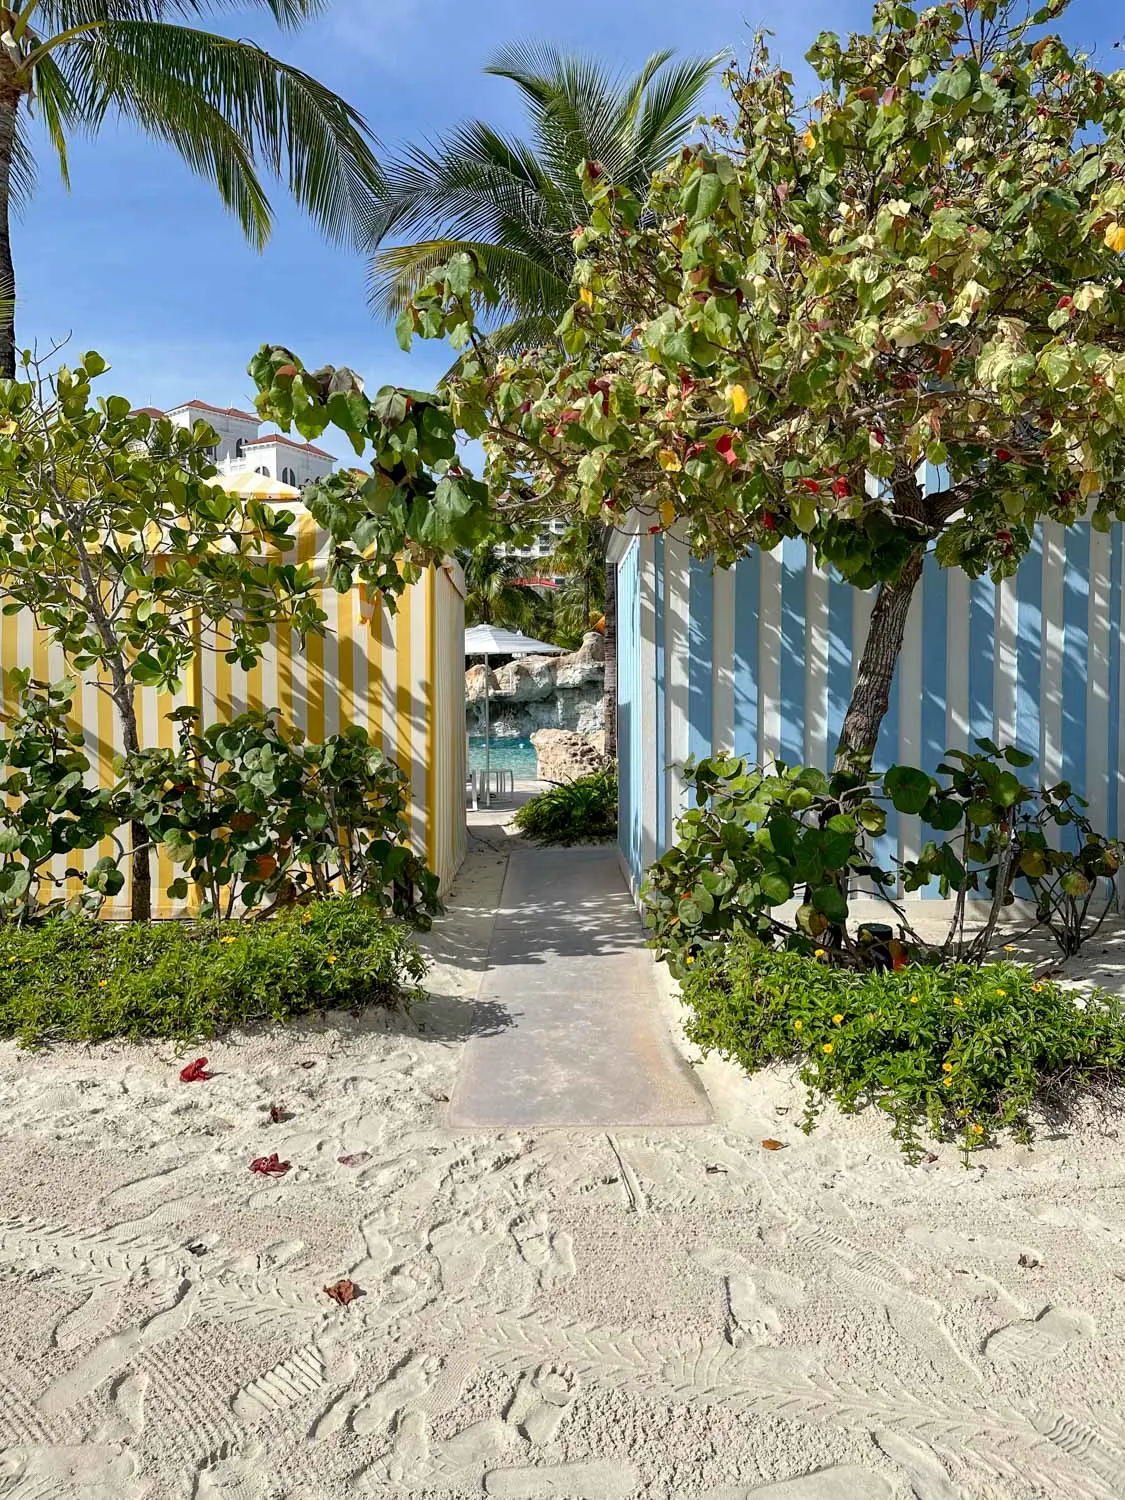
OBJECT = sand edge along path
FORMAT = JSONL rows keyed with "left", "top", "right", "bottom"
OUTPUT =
{"left": 0, "top": 816, "right": 1123, "bottom": 1497}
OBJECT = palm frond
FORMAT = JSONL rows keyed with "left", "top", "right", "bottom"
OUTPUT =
{"left": 61, "top": 22, "right": 382, "bottom": 248}
{"left": 38, "top": 0, "right": 324, "bottom": 32}
{"left": 369, "top": 236, "right": 569, "bottom": 325}
{"left": 27, "top": 52, "right": 79, "bottom": 190}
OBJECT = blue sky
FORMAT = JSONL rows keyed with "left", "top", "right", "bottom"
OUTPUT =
{"left": 16, "top": 0, "right": 1120, "bottom": 459}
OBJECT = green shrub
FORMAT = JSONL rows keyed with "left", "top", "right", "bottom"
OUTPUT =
{"left": 513, "top": 768, "right": 617, "bottom": 845}
{"left": 644, "top": 745, "right": 1123, "bottom": 976}
{"left": 679, "top": 941, "right": 1125, "bottom": 1161}
{"left": 0, "top": 896, "right": 427, "bottom": 1045}
{"left": 122, "top": 707, "right": 441, "bottom": 924}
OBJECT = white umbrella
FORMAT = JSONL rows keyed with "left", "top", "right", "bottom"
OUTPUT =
{"left": 464, "top": 625, "right": 563, "bottom": 805}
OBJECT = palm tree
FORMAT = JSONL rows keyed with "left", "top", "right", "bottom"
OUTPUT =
{"left": 546, "top": 518, "right": 607, "bottom": 643}
{"left": 367, "top": 42, "right": 719, "bottom": 751}
{"left": 0, "top": 0, "right": 383, "bottom": 378}
{"left": 462, "top": 544, "right": 539, "bottom": 631}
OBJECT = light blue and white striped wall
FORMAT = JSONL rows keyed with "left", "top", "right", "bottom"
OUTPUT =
{"left": 610, "top": 522, "right": 1125, "bottom": 897}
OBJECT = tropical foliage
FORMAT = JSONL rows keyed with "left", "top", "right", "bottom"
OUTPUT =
{"left": 512, "top": 767, "right": 617, "bottom": 845}
{"left": 679, "top": 942, "right": 1125, "bottom": 1160}
{"left": 0, "top": 0, "right": 383, "bottom": 375}
{"left": 0, "top": 897, "right": 427, "bottom": 1045}
{"left": 461, "top": 544, "right": 540, "bottom": 629}
{"left": 643, "top": 746, "right": 1123, "bottom": 976}
{"left": 367, "top": 42, "right": 720, "bottom": 353}
{"left": 374, "top": 0, "right": 1125, "bottom": 771}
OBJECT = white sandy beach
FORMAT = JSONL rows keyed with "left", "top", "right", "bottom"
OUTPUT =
{"left": 0, "top": 826, "right": 1124, "bottom": 1499}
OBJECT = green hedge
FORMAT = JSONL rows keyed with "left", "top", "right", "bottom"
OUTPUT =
{"left": 0, "top": 897, "right": 427, "bottom": 1045}
{"left": 512, "top": 768, "right": 617, "bottom": 845}
{"left": 679, "top": 941, "right": 1125, "bottom": 1160}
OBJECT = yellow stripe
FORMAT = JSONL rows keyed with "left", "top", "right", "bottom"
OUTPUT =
{"left": 0, "top": 608, "right": 16, "bottom": 715}
{"left": 425, "top": 567, "right": 437, "bottom": 871}
{"left": 395, "top": 583, "right": 412, "bottom": 776}
{"left": 96, "top": 671, "right": 118, "bottom": 893}
{"left": 155, "top": 684, "right": 176, "bottom": 914}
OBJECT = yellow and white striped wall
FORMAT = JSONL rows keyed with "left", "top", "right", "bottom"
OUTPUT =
{"left": 2, "top": 510, "right": 467, "bottom": 915}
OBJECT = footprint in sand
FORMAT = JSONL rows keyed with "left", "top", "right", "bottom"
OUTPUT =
{"left": 697, "top": 1466, "right": 893, "bottom": 1499}
{"left": 505, "top": 1364, "right": 579, "bottom": 1446}
{"left": 509, "top": 1212, "right": 575, "bottom": 1290}
{"left": 94, "top": 1370, "right": 148, "bottom": 1446}
{"left": 428, "top": 1214, "right": 499, "bottom": 1294}
{"left": 351, "top": 1353, "right": 443, "bottom": 1437}
{"left": 483, "top": 1458, "right": 639, "bottom": 1497}
{"left": 692, "top": 1247, "right": 804, "bottom": 1345}
{"left": 0, "top": 1442, "right": 144, "bottom": 1500}
{"left": 193, "top": 1439, "right": 271, "bottom": 1499}
{"left": 354, "top": 1409, "right": 431, "bottom": 1489}
{"left": 984, "top": 1305, "right": 1095, "bottom": 1366}
{"left": 904, "top": 1224, "right": 1041, "bottom": 1264}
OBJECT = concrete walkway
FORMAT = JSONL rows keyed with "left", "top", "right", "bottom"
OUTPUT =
{"left": 449, "top": 843, "right": 711, "bottom": 1128}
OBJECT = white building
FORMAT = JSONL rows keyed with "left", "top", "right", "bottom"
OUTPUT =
{"left": 493, "top": 516, "right": 568, "bottom": 573}
{"left": 134, "top": 399, "right": 335, "bottom": 489}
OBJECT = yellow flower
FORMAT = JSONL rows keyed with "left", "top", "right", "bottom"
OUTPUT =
{"left": 943, "top": 1076, "right": 953, "bottom": 1088}
{"left": 822, "top": 1042, "right": 834, "bottom": 1054}
{"left": 814, "top": 948, "right": 826, "bottom": 958}
{"left": 685, "top": 955, "right": 695, "bottom": 966}
{"left": 971, "top": 1123, "right": 984, "bottom": 1135}
{"left": 220, "top": 935, "right": 237, "bottom": 945}
{"left": 326, "top": 955, "right": 337, "bottom": 965}
{"left": 302, "top": 911, "right": 312, "bottom": 924}
{"left": 1003, "top": 944, "right": 1016, "bottom": 952}
{"left": 832, "top": 1013, "right": 844, "bottom": 1025}
{"left": 910, "top": 994, "right": 919, "bottom": 1005}
{"left": 794, "top": 1019, "right": 803, "bottom": 1031}
{"left": 942, "top": 1061, "right": 953, "bottom": 1073}
{"left": 97, "top": 980, "right": 108, "bottom": 989}
{"left": 1031, "top": 982, "right": 1043, "bottom": 992}
{"left": 953, "top": 996, "right": 963, "bottom": 1006}
{"left": 994, "top": 988, "right": 1005, "bottom": 997}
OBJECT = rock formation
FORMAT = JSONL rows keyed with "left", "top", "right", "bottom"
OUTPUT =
{"left": 529, "top": 729, "right": 609, "bottom": 783}
{"left": 465, "top": 632, "right": 606, "bottom": 738}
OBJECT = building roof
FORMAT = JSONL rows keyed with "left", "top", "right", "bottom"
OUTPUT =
{"left": 169, "top": 399, "right": 260, "bottom": 423}
{"left": 244, "top": 433, "right": 333, "bottom": 460}
{"left": 131, "top": 406, "right": 164, "bottom": 419}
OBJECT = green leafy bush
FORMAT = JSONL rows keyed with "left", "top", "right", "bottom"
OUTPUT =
{"left": 644, "top": 745, "right": 1123, "bottom": 975}
{"left": 679, "top": 942, "right": 1125, "bottom": 1161}
{"left": 512, "top": 768, "right": 618, "bottom": 846}
{"left": 0, "top": 676, "right": 123, "bottom": 917}
{"left": 122, "top": 707, "right": 441, "bottom": 923}
{"left": 0, "top": 896, "right": 427, "bottom": 1045}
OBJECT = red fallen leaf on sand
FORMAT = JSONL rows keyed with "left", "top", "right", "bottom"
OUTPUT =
{"left": 179, "top": 1057, "right": 212, "bottom": 1083}
{"left": 323, "top": 1279, "right": 357, "bottom": 1307}
{"left": 761, "top": 1139, "right": 786, "bottom": 1151}
{"left": 250, "top": 1153, "right": 290, "bottom": 1176}
{"left": 337, "top": 1152, "right": 372, "bottom": 1168}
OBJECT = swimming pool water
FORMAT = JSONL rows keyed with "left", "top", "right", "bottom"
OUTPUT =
{"left": 468, "top": 735, "right": 539, "bottom": 780}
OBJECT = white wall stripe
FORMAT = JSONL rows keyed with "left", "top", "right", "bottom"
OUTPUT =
{"left": 759, "top": 548, "right": 783, "bottom": 762}
{"left": 1040, "top": 523, "right": 1065, "bottom": 785}
{"left": 805, "top": 562, "right": 830, "bottom": 771}
{"left": 712, "top": 565, "right": 735, "bottom": 757}
{"left": 639, "top": 535, "right": 659, "bottom": 870}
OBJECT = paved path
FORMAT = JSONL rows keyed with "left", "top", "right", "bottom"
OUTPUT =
{"left": 449, "top": 844, "right": 711, "bottom": 1128}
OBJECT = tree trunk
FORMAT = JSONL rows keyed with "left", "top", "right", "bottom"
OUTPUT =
{"left": 602, "top": 540, "right": 618, "bottom": 759}
{"left": 833, "top": 548, "right": 925, "bottom": 776}
{"left": 109, "top": 670, "right": 152, "bottom": 922}
{"left": 0, "top": 94, "right": 17, "bottom": 381}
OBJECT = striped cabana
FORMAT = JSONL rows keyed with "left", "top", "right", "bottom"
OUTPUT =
{"left": 2, "top": 509, "right": 467, "bottom": 915}
{"left": 612, "top": 519, "right": 1124, "bottom": 900}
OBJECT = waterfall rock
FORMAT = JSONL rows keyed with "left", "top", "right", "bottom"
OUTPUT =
{"left": 530, "top": 729, "right": 609, "bottom": 783}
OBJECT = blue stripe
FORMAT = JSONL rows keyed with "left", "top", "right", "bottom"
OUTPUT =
{"left": 826, "top": 567, "right": 852, "bottom": 770}
{"left": 654, "top": 534, "right": 666, "bottom": 853}
{"left": 1014, "top": 530, "right": 1043, "bottom": 779}
{"left": 1110, "top": 527, "right": 1122, "bottom": 838}
{"left": 919, "top": 556, "right": 948, "bottom": 899}
{"left": 1061, "top": 524, "right": 1090, "bottom": 795}
{"left": 688, "top": 558, "right": 714, "bottom": 763}
{"left": 969, "top": 576, "right": 995, "bottom": 745}
{"left": 920, "top": 553, "right": 948, "bottom": 772}
{"left": 779, "top": 537, "right": 807, "bottom": 767}
{"left": 872, "top": 587, "right": 900, "bottom": 871}
{"left": 733, "top": 550, "right": 759, "bottom": 763}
